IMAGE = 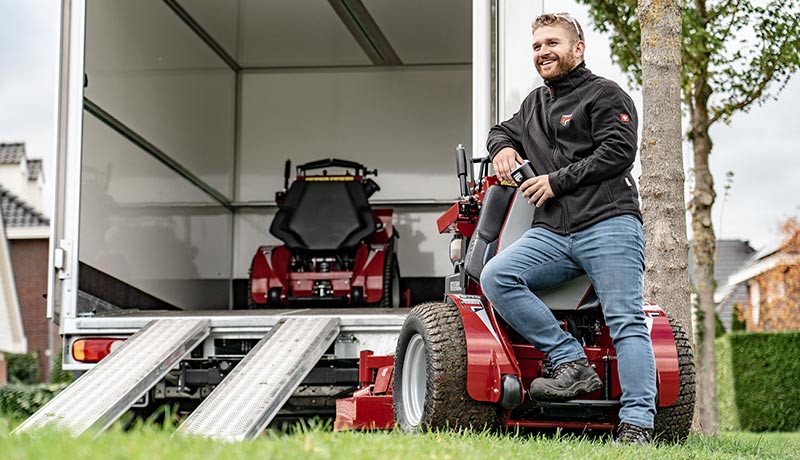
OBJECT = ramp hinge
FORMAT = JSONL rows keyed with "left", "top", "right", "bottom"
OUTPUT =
{"left": 55, "top": 239, "right": 73, "bottom": 279}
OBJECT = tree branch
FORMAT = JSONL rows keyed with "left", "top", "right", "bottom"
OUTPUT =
{"left": 714, "top": 0, "right": 742, "bottom": 47}
{"left": 599, "top": 2, "right": 641, "bottom": 63}
{"left": 708, "top": 64, "right": 777, "bottom": 126}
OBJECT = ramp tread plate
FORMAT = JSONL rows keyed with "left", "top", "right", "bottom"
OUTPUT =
{"left": 177, "top": 317, "right": 340, "bottom": 441}
{"left": 14, "top": 318, "right": 210, "bottom": 436}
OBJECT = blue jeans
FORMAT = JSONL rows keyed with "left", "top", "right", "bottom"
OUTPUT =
{"left": 480, "top": 214, "right": 657, "bottom": 428}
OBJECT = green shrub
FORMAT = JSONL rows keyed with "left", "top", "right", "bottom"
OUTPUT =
{"left": 716, "top": 331, "right": 800, "bottom": 431}
{"left": 695, "top": 309, "right": 726, "bottom": 342}
{"left": 49, "top": 349, "right": 74, "bottom": 384}
{"left": 730, "top": 303, "right": 747, "bottom": 332}
{"left": 6, "top": 352, "right": 39, "bottom": 384}
{"left": 715, "top": 335, "right": 739, "bottom": 430}
{"left": 0, "top": 383, "right": 67, "bottom": 419}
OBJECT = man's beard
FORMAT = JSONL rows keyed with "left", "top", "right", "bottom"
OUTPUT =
{"left": 536, "top": 53, "right": 579, "bottom": 82}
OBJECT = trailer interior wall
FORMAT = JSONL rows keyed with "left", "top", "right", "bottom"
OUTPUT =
{"left": 81, "top": 0, "right": 235, "bottom": 309}
{"left": 77, "top": 0, "right": 473, "bottom": 310}
{"left": 234, "top": 66, "right": 471, "bottom": 278}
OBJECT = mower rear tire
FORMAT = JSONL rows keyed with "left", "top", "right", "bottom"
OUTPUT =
{"left": 393, "top": 301, "right": 498, "bottom": 433}
{"left": 246, "top": 276, "right": 263, "bottom": 309}
{"left": 378, "top": 236, "right": 401, "bottom": 308}
{"left": 653, "top": 316, "right": 696, "bottom": 443}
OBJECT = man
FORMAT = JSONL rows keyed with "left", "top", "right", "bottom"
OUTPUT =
{"left": 480, "top": 13, "right": 657, "bottom": 445}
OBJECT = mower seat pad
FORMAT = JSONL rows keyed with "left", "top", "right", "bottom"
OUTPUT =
{"left": 464, "top": 185, "right": 516, "bottom": 280}
{"left": 467, "top": 186, "right": 598, "bottom": 311}
{"left": 270, "top": 180, "right": 376, "bottom": 251}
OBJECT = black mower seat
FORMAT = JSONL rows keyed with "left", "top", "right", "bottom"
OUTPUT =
{"left": 464, "top": 185, "right": 516, "bottom": 281}
{"left": 465, "top": 186, "right": 598, "bottom": 311}
{"left": 270, "top": 179, "right": 376, "bottom": 251}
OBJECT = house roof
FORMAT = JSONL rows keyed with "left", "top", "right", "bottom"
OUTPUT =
{"left": 0, "top": 184, "right": 50, "bottom": 227}
{"left": 714, "top": 240, "right": 757, "bottom": 285}
{"left": 0, "top": 142, "right": 26, "bottom": 164}
{"left": 688, "top": 239, "right": 756, "bottom": 331}
{"left": 727, "top": 251, "right": 800, "bottom": 286}
{"left": 0, "top": 142, "right": 44, "bottom": 182}
{"left": 689, "top": 239, "right": 756, "bottom": 287}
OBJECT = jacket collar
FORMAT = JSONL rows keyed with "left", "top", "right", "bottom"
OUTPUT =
{"left": 544, "top": 62, "right": 591, "bottom": 95}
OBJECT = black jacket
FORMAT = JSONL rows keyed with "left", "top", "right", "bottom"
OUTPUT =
{"left": 487, "top": 63, "right": 642, "bottom": 234}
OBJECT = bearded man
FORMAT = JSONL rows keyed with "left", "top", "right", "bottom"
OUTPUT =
{"left": 480, "top": 13, "right": 657, "bottom": 445}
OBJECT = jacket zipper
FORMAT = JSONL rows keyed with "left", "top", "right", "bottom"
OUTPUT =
{"left": 548, "top": 89, "right": 570, "bottom": 233}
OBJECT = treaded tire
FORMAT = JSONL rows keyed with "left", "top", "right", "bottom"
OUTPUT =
{"left": 246, "top": 275, "right": 262, "bottom": 309}
{"left": 393, "top": 301, "right": 498, "bottom": 432}
{"left": 653, "top": 316, "right": 696, "bottom": 443}
{"left": 377, "top": 236, "right": 401, "bottom": 308}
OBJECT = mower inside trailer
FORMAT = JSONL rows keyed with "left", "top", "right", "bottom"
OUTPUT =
{"left": 249, "top": 159, "right": 401, "bottom": 309}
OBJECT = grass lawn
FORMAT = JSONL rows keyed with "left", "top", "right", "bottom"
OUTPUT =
{"left": 1, "top": 418, "right": 799, "bottom": 460}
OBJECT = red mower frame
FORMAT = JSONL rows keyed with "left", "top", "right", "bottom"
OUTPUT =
{"left": 335, "top": 147, "right": 695, "bottom": 442}
{"left": 249, "top": 159, "right": 400, "bottom": 309}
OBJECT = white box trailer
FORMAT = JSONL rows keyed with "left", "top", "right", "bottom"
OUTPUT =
{"left": 37, "top": 0, "right": 544, "bottom": 436}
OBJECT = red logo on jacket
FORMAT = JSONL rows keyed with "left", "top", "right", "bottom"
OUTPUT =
{"left": 619, "top": 113, "right": 631, "bottom": 123}
{"left": 560, "top": 114, "right": 573, "bottom": 126}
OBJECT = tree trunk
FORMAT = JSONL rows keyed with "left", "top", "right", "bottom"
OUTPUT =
{"left": 689, "top": 83, "right": 720, "bottom": 436}
{"left": 637, "top": 2, "right": 691, "bottom": 332}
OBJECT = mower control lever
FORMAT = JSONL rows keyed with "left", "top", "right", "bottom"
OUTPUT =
{"left": 456, "top": 144, "right": 470, "bottom": 198}
{"left": 283, "top": 159, "right": 291, "bottom": 191}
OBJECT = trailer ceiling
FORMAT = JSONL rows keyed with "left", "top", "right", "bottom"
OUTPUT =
{"left": 176, "top": 0, "right": 471, "bottom": 68}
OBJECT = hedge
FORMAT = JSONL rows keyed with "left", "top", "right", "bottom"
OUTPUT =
{"left": 6, "top": 352, "right": 39, "bottom": 384}
{"left": 0, "top": 384, "right": 68, "bottom": 419}
{"left": 716, "top": 331, "right": 800, "bottom": 431}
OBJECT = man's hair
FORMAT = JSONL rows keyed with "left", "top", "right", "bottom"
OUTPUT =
{"left": 532, "top": 13, "right": 585, "bottom": 44}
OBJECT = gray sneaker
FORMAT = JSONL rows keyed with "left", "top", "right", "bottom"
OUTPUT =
{"left": 530, "top": 358, "right": 602, "bottom": 401}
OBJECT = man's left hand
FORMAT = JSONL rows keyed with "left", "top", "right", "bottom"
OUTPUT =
{"left": 520, "top": 175, "right": 555, "bottom": 208}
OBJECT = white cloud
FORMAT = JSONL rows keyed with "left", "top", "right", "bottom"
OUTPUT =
{"left": 0, "top": 0, "right": 61, "bottom": 216}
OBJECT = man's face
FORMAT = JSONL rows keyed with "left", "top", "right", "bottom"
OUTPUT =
{"left": 532, "top": 25, "right": 584, "bottom": 81}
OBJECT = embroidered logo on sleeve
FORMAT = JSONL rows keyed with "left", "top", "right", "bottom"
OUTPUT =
{"left": 619, "top": 113, "right": 631, "bottom": 123}
{"left": 560, "top": 114, "right": 573, "bottom": 126}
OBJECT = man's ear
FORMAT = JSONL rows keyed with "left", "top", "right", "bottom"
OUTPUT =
{"left": 574, "top": 40, "right": 585, "bottom": 60}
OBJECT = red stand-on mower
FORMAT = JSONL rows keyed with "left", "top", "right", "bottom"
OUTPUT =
{"left": 335, "top": 146, "right": 695, "bottom": 442}
{"left": 249, "top": 159, "right": 400, "bottom": 308}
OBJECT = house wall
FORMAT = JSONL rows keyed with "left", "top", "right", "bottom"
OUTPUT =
{"left": 0, "top": 164, "right": 45, "bottom": 213}
{"left": 744, "top": 265, "right": 800, "bottom": 332}
{"left": 0, "top": 353, "right": 6, "bottom": 384}
{"left": 9, "top": 238, "right": 55, "bottom": 381}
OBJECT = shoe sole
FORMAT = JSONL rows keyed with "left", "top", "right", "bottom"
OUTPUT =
{"left": 531, "top": 376, "right": 603, "bottom": 401}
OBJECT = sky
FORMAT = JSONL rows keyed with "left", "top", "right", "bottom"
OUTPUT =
{"left": 0, "top": 0, "right": 798, "bottom": 251}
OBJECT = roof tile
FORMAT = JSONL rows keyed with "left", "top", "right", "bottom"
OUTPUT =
{"left": 0, "top": 184, "right": 49, "bottom": 227}
{"left": 0, "top": 143, "right": 26, "bottom": 164}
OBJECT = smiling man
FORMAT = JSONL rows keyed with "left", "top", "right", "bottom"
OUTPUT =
{"left": 480, "top": 13, "right": 657, "bottom": 445}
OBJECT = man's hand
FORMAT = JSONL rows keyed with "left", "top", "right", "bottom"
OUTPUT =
{"left": 492, "top": 147, "right": 524, "bottom": 182}
{"left": 521, "top": 175, "right": 555, "bottom": 208}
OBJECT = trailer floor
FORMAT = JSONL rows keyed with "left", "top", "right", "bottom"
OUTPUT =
{"left": 91, "top": 307, "right": 412, "bottom": 317}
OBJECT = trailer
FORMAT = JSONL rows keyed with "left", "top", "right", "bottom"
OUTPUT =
{"left": 20, "top": 0, "right": 547, "bottom": 439}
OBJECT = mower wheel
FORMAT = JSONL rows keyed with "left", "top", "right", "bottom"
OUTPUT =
{"left": 653, "top": 316, "right": 696, "bottom": 443}
{"left": 246, "top": 276, "right": 263, "bottom": 309}
{"left": 378, "top": 237, "right": 401, "bottom": 308}
{"left": 393, "top": 301, "right": 498, "bottom": 433}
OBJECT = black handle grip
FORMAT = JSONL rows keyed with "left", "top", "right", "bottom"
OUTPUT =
{"left": 456, "top": 144, "right": 469, "bottom": 197}
{"left": 283, "top": 159, "right": 291, "bottom": 190}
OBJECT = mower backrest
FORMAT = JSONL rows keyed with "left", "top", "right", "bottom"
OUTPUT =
{"left": 269, "top": 179, "right": 376, "bottom": 251}
{"left": 464, "top": 185, "right": 516, "bottom": 280}
{"left": 465, "top": 186, "right": 597, "bottom": 311}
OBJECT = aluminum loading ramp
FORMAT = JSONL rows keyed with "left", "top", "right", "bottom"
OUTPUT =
{"left": 177, "top": 317, "right": 340, "bottom": 441}
{"left": 14, "top": 319, "right": 210, "bottom": 436}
